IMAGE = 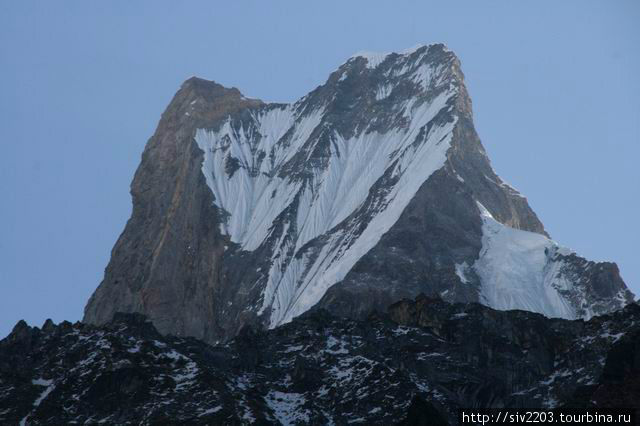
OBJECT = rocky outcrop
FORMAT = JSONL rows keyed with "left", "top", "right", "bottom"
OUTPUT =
{"left": 84, "top": 44, "right": 634, "bottom": 343}
{"left": 3, "top": 298, "right": 639, "bottom": 425}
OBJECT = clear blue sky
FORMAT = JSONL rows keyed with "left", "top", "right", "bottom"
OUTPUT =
{"left": 1, "top": 1, "right": 638, "bottom": 338}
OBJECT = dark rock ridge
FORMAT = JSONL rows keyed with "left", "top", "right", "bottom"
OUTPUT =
{"left": 83, "top": 44, "right": 633, "bottom": 343}
{"left": 2, "top": 298, "right": 639, "bottom": 425}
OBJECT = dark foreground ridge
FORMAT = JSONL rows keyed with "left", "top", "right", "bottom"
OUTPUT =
{"left": 2, "top": 297, "right": 639, "bottom": 425}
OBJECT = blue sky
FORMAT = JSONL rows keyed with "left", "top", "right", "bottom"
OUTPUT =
{"left": 1, "top": 1, "right": 638, "bottom": 338}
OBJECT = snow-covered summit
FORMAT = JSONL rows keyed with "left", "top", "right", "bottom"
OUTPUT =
{"left": 348, "top": 43, "right": 451, "bottom": 69}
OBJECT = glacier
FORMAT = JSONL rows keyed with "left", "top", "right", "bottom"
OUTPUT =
{"left": 474, "top": 203, "right": 577, "bottom": 319}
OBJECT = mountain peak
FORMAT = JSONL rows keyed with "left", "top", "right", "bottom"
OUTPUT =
{"left": 348, "top": 43, "right": 452, "bottom": 69}
{"left": 83, "top": 45, "right": 633, "bottom": 343}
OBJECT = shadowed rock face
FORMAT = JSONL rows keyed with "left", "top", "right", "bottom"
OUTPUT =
{"left": 3, "top": 298, "right": 640, "bottom": 425}
{"left": 83, "top": 78, "right": 264, "bottom": 343}
{"left": 83, "top": 44, "right": 634, "bottom": 343}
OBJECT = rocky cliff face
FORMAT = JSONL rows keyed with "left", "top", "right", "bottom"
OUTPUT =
{"left": 83, "top": 79, "right": 264, "bottom": 343}
{"left": 3, "top": 299, "right": 639, "bottom": 425}
{"left": 83, "top": 44, "right": 634, "bottom": 343}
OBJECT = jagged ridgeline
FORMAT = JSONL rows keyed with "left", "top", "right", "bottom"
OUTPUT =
{"left": 83, "top": 44, "right": 633, "bottom": 343}
{"left": 3, "top": 298, "right": 640, "bottom": 424}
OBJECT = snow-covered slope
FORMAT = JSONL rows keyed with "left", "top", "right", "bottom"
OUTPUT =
{"left": 475, "top": 203, "right": 576, "bottom": 319}
{"left": 83, "top": 43, "right": 634, "bottom": 342}
{"left": 195, "top": 77, "right": 456, "bottom": 327}
{"left": 474, "top": 201, "right": 632, "bottom": 320}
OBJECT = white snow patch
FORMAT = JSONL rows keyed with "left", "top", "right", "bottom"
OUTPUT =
{"left": 351, "top": 51, "right": 390, "bottom": 69}
{"left": 172, "top": 360, "right": 199, "bottom": 390}
{"left": 500, "top": 179, "right": 524, "bottom": 197}
{"left": 265, "top": 391, "right": 310, "bottom": 425}
{"left": 162, "top": 349, "right": 199, "bottom": 390}
{"left": 198, "top": 406, "right": 222, "bottom": 416}
{"left": 31, "top": 378, "right": 55, "bottom": 406}
{"left": 282, "top": 344, "right": 304, "bottom": 353}
{"left": 417, "top": 352, "right": 445, "bottom": 361}
{"left": 164, "top": 349, "right": 187, "bottom": 361}
{"left": 455, "top": 262, "right": 470, "bottom": 284}
{"left": 601, "top": 330, "right": 625, "bottom": 343}
{"left": 392, "top": 326, "right": 412, "bottom": 336}
{"left": 325, "top": 335, "right": 349, "bottom": 355}
{"left": 127, "top": 341, "right": 142, "bottom": 353}
{"left": 375, "top": 83, "right": 394, "bottom": 100}
{"left": 32, "top": 378, "right": 52, "bottom": 387}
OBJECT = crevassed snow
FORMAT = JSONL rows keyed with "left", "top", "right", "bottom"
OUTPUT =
{"left": 195, "top": 51, "right": 457, "bottom": 328}
{"left": 474, "top": 203, "right": 576, "bottom": 319}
